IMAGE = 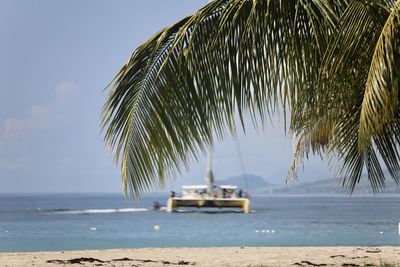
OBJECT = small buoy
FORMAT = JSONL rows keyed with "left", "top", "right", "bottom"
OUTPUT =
{"left": 153, "top": 225, "right": 160, "bottom": 231}
{"left": 271, "top": 229, "right": 276, "bottom": 233}
{"left": 379, "top": 231, "right": 384, "bottom": 234}
{"left": 4, "top": 230, "right": 8, "bottom": 233}
{"left": 89, "top": 227, "right": 97, "bottom": 231}
{"left": 261, "top": 229, "right": 266, "bottom": 233}
{"left": 255, "top": 230, "right": 260, "bottom": 233}
{"left": 266, "top": 229, "right": 270, "bottom": 233}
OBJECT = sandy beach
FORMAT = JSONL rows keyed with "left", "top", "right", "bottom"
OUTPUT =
{"left": 0, "top": 247, "right": 399, "bottom": 267}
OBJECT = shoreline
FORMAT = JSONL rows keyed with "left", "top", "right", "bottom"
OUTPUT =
{"left": 1, "top": 246, "right": 399, "bottom": 266}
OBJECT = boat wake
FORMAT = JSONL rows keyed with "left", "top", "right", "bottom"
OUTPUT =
{"left": 48, "top": 208, "right": 148, "bottom": 214}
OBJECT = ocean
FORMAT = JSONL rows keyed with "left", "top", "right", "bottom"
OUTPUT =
{"left": 0, "top": 194, "right": 399, "bottom": 252}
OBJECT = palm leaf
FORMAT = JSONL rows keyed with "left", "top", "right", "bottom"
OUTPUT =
{"left": 102, "top": 0, "right": 341, "bottom": 196}
{"left": 313, "top": 0, "right": 400, "bottom": 192}
{"left": 359, "top": 1, "right": 400, "bottom": 146}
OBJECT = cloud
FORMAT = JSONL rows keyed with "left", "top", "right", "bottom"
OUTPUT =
{"left": 0, "top": 158, "right": 33, "bottom": 170}
{"left": 0, "top": 82, "right": 78, "bottom": 146}
{"left": 55, "top": 82, "right": 77, "bottom": 94}
{"left": 0, "top": 160, "right": 18, "bottom": 170}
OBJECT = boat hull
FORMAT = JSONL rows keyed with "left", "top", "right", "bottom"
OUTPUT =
{"left": 167, "top": 197, "right": 250, "bottom": 213}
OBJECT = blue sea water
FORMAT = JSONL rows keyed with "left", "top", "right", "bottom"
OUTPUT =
{"left": 0, "top": 194, "right": 399, "bottom": 252}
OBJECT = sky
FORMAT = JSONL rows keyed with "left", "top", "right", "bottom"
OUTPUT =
{"left": 0, "top": 0, "right": 335, "bottom": 193}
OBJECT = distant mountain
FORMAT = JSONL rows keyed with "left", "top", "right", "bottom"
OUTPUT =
{"left": 218, "top": 174, "right": 271, "bottom": 190}
{"left": 216, "top": 173, "right": 400, "bottom": 195}
{"left": 265, "top": 166, "right": 331, "bottom": 184}
{"left": 267, "top": 177, "right": 400, "bottom": 195}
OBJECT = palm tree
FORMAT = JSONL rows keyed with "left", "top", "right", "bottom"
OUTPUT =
{"left": 101, "top": 0, "right": 400, "bottom": 197}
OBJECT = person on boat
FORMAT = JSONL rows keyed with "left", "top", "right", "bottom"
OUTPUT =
{"left": 197, "top": 189, "right": 205, "bottom": 198}
{"left": 152, "top": 201, "right": 161, "bottom": 211}
{"left": 170, "top": 191, "right": 175, "bottom": 197}
{"left": 222, "top": 188, "right": 227, "bottom": 198}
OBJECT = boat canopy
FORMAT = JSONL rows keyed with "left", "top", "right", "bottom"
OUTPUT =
{"left": 181, "top": 185, "right": 239, "bottom": 190}
{"left": 181, "top": 185, "right": 208, "bottom": 190}
{"left": 220, "top": 185, "right": 238, "bottom": 190}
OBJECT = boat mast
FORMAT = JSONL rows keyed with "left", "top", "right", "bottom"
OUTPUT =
{"left": 205, "top": 144, "right": 214, "bottom": 193}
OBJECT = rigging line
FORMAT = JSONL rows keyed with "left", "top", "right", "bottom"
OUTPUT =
{"left": 169, "top": 176, "right": 176, "bottom": 193}
{"left": 234, "top": 136, "right": 249, "bottom": 191}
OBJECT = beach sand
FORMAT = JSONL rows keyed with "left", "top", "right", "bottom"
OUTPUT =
{"left": 0, "top": 247, "right": 399, "bottom": 267}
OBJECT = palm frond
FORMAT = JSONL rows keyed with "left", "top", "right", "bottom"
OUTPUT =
{"left": 359, "top": 1, "right": 400, "bottom": 147}
{"left": 102, "top": 0, "right": 341, "bottom": 196}
{"left": 312, "top": 0, "right": 400, "bottom": 193}
{"left": 286, "top": 116, "right": 333, "bottom": 184}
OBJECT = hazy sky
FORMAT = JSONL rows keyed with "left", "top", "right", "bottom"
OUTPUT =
{"left": 0, "top": 0, "right": 334, "bottom": 193}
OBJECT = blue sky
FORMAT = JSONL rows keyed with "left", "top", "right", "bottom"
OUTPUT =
{"left": 0, "top": 0, "right": 333, "bottom": 193}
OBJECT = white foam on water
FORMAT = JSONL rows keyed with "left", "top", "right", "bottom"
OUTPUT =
{"left": 56, "top": 208, "right": 148, "bottom": 214}
{"left": 117, "top": 208, "right": 148, "bottom": 213}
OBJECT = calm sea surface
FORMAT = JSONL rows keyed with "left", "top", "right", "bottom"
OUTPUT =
{"left": 0, "top": 194, "right": 399, "bottom": 252}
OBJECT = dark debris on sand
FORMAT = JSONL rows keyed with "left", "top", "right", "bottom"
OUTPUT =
{"left": 47, "top": 257, "right": 106, "bottom": 264}
{"left": 47, "top": 257, "right": 195, "bottom": 265}
{"left": 293, "top": 260, "right": 328, "bottom": 266}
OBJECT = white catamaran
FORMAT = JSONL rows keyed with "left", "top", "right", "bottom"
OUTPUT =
{"left": 166, "top": 147, "right": 250, "bottom": 213}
